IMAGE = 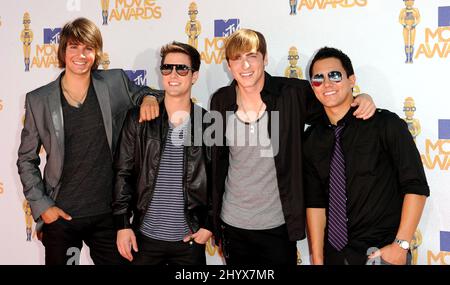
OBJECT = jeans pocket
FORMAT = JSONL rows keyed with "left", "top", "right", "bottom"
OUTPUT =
{"left": 44, "top": 217, "right": 61, "bottom": 226}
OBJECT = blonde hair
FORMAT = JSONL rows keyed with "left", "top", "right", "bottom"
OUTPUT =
{"left": 58, "top": 17, "right": 103, "bottom": 70}
{"left": 225, "top": 29, "right": 267, "bottom": 61}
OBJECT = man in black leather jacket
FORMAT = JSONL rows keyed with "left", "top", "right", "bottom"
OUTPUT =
{"left": 112, "top": 42, "right": 212, "bottom": 265}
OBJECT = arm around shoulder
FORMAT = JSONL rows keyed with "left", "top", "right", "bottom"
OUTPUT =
{"left": 117, "top": 69, "right": 164, "bottom": 106}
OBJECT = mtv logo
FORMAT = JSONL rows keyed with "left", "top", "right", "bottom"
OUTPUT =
{"left": 125, "top": 70, "right": 147, "bottom": 86}
{"left": 440, "top": 231, "right": 450, "bottom": 252}
{"left": 214, "top": 19, "right": 240, "bottom": 38}
{"left": 438, "top": 6, "right": 450, "bottom": 27}
{"left": 438, "top": 119, "right": 450, "bottom": 139}
{"left": 43, "top": 28, "right": 62, "bottom": 44}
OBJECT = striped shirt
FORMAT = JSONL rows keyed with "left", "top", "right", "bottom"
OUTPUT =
{"left": 140, "top": 121, "right": 190, "bottom": 241}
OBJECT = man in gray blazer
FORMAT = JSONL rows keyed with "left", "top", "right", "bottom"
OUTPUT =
{"left": 17, "top": 17, "right": 160, "bottom": 265}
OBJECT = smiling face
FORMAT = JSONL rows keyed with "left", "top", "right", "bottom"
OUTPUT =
{"left": 311, "top": 57, "right": 355, "bottom": 113}
{"left": 162, "top": 52, "right": 198, "bottom": 99}
{"left": 227, "top": 51, "right": 267, "bottom": 92}
{"left": 224, "top": 29, "right": 268, "bottom": 93}
{"left": 64, "top": 40, "right": 95, "bottom": 77}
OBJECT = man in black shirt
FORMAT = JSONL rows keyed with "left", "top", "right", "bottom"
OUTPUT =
{"left": 209, "top": 29, "right": 376, "bottom": 265}
{"left": 304, "top": 47, "right": 429, "bottom": 265}
{"left": 17, "top": 17, "right": 160, "bottom": 265}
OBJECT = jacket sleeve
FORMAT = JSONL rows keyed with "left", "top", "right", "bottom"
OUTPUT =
{"left": 282, "top": 77, "right": 324, "bottom": 125}
{"left": 17, "top": 94, "right": 55, "bottom": 221}
{"left": 207, "top": 90, "right": 226, "bottom": 239}
{"left": 119, "top": 69, "right": 164, "bottom": 106}
{"left": 112, "top": 108, "right": 139, "bottom": 230}
{"left": 203, "top": 125, "right": 214, "bottom": 232}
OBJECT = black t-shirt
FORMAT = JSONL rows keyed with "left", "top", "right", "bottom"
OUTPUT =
{"left": 56, "top": 81, "right": 113, "bottom": 218}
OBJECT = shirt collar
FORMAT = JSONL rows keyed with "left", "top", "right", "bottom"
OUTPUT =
{"left": 227, "top": 71, "right": 278, "bottom": 110}
{"left": 325, "top": 106, "right": 358, "bottom": 129}
{"left": 261, "top": 71, "right": 279, "bottom": 96}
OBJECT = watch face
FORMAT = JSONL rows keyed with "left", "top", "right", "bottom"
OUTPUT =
{"left": 400, "top": 241, "right": 410, "bottom": 250}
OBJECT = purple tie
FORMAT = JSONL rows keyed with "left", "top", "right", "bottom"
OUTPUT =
{"left": 328, "top": 125, "right": 348, "bottom": 251}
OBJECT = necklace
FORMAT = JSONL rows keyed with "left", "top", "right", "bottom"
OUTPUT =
{"left": 61, "top": 79, "right": 89, "bottom": 108}
{"left": 237, "top": 92, "right": 265, "bottom": 134}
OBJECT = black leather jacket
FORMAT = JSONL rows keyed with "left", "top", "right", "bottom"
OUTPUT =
{"left": 112, "top": 101, "right": 212, "bottom": 233}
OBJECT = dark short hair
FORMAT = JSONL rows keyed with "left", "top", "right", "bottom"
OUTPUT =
{"left": 160, "top": 41, "right": 201, "bottom": 72}
{"left": 58, "top": 17, "right": 103, "bottom": 70}
{"left": 309, "top": 47, "right": 354, "bottom": 79}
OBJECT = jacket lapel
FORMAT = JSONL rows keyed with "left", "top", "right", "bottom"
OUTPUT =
{"left": 48, "top": 74, "right": 64, "bottom": 160}
{"left": 92, "top": 71, "right": 113, "bottom": 153}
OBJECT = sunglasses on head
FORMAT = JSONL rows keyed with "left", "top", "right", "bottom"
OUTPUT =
{"left": 160, "top": 64, "right": 194, "bottom": 76}
{"left": 311, "top": 70, "right": 343, "bottom": 87}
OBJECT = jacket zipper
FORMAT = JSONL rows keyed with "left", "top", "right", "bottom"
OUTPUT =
{"left": 182, "top": 145, "right": 193, "bottom": 234}
{"left": 139, "top": 128, "right": 166, "bottom": 225}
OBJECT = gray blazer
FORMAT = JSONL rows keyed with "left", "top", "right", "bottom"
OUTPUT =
{"left": 17, "top": 69, "right": 159, "bottom": 231}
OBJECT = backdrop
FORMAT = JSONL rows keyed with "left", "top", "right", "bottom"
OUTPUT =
{"left": 0, "top": 0, "right": 449, "bottom": 265}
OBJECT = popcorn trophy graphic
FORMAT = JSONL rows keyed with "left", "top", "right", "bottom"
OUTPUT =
{"left": 403, "top": 97, "right": 421, "bottom": 141}
{"left": 284, "top": 46, "right": 303, "bottom": 79}
{"left": 23, "top": 200, "right": 33, "bottom": 241}
{"left": 20, "top": 12, "right": 33, "bottom": 71}
{"left": 101, "top": 52, "right": 110, "bottom": 70}
{"left": 352, "top": 85, "right": 361, "bottom": 97}
{"left": 101, "top": 0, "right": 110, "bottom": 25}
{"left": 185, "top": 2, "right": 201, "bottom": 49}
{"left": 289, "top": 0, "right": 298, "bottom": 15}
{"left": 410, "top": 229, "right": 422, "bottom": 265}
{"left": 399, "top": 0, "right": 420, "bottom": 63}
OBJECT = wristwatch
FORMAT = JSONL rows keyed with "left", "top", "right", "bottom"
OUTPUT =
{"left": 394, "top": 238, "right": 410, "bottom": 250}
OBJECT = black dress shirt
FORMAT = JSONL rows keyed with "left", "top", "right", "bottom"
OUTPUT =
{"left": 303, "top": 107, "right": 429, "bottom": 255}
